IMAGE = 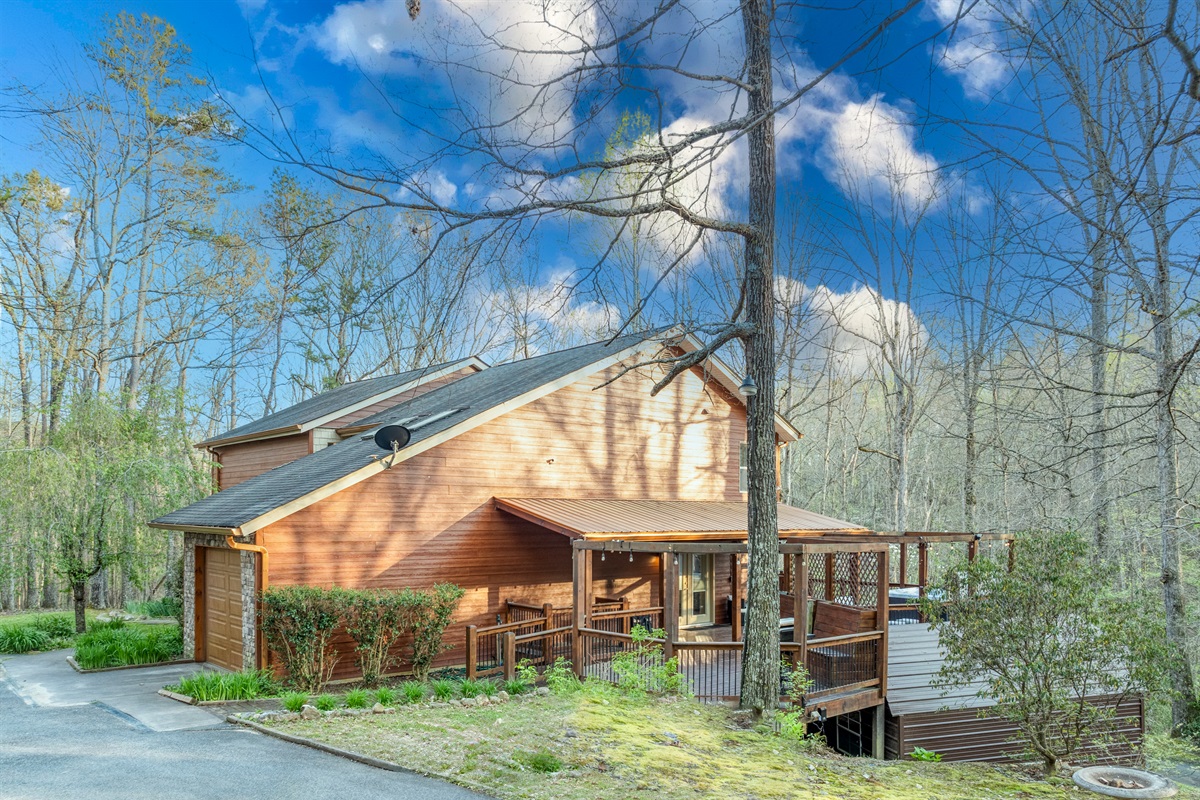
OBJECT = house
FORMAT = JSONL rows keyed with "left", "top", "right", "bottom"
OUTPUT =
{"left": 151, "top": 328, "right": 1143, "bottom": 765}
{"left": 151, "top": 327, "right": 847, "bottom": 675}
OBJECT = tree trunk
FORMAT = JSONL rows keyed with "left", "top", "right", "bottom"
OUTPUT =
{"left": 738, "top": 0, "right": 781, "bottom": 716}
{"left": 73, "top": 582, "right": 87, "bottom": 634}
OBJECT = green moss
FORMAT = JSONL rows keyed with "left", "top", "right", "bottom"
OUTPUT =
{"left": 260, "top": 682, "right": 1179, "bottom": 800}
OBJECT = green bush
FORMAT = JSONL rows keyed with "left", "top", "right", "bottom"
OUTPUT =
{"left": 281, "top": 692, "right": 309, "bottom": 712}
{"left": 458, "top": 678, "right": 484, "bottom": 698}
{"left": 73, "top": 624, "right": 182, "bottom": 669}
{"left": 609, "top": 625, "right": 684, "bottom": 695}
{"left": 479, "top": 679, "right": 499, "bottom": 698}
{"left": 344, "top": 589, "right": 409, "bottom": 687}
{"left": 315, "top": 694, "right": 337, "bottom": 711}
{"left": 503, "top": 678, "right": 530, "bottom": 695}
{"left": 259, "top": 585, "right": 346, "bottom": 694}
{"left": 400, "top": 681, "right": 427, "bottom": 704}
{"left": 430, "top": 678, "right": 456, "bottom": 701}
{"left": 0, "top": 625, "right": 51, "bottom": 654}
{"left": 373, "top": 686, "right": 397, "bottom": 706}
{"left": 344, "top": 688, "right": 370, "bottom": 709}
{"left": 402, "top": 583, "right": 466, "bottom": 681}
{"left": 124, "top": 598, "right": 183, "bottom": 619}
{"left": 544, "top": 658, "right": 580, "bottom": 694}
{"left": 910, "top": 747, "right": 943, "bottom": 762}
{"left": 167, "top": 669, "right": 279, "bottom": 702}
{"left": 30, "top": 613, "right": 76, "bottom": 639}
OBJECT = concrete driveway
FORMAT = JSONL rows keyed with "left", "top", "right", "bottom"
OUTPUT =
{"left": 0, "top": 650, "right": 489, "bottom": 800}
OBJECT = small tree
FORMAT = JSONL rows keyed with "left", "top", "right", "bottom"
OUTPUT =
{"left": 259, "top": 585, "right": 345, "bottom": 693}
{"left": 344, "top": 589, "right": 409, "bottom": 687}
{"left": 399, "top": 583, "right": 465, "bottom": 681}
{"left": 927, "top": 531, "right": 1168, "bottom": 775}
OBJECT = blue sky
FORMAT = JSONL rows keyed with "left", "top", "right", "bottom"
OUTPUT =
{"left": 0, "top": 0, "right": 1021, "bottom": 366}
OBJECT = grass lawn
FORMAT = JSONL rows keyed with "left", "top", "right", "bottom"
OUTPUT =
{"left": 263, "top": 686, "right": 1196, "bottom": 800}
{"left": 0, "top": 609, "right": 98, "bottom": 628}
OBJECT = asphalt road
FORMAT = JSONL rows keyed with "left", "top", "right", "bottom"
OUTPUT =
{"left": 0, "top": 652, "right": 489, "bottom": 800}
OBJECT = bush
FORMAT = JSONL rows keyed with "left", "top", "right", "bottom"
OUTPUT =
{"left": 0, "top": 625, "right": 51, "bottom": 654}
{"left": 544, "top": 658, "right": 580, "bottom": 694}
{"left": 479, "top": 679, "right": 499, "bottom": 698}
{"left": 504, "top": 678, "right": 530, "bottom": 695}
{"left": 344, "top": 589, "right": 410, "bottom": 687}
{"left": 458, "top": 678, "right": 484, "bottom": 698}
{"left": 373, "top": 686, "right": 397, "bottom": 706}
{"left": 30, "top": 613, "right": 76, "bottom": 639}
{"left": 402, "top": 583, "right": 466, "bottom": 681}
{"left": 124, "top": 598, "right": 182, "bottom": 619}
{"left": 73, "top": 625, "right": 182, "bottom": 669}
{"left": 610, "top": 625, "right": 684, "bottom": 695}
{"left": 430, "top": 678, "right": 456, "bottom": 701}
{"left": 315, "top": 694, "right": 337, "bottom": 711}
{"left": 259, "top": 585, "right": 346, "bottom": 694}
{"left": 281, "top": 692, "right": 309, "bottom": 712}
{"left": 400, "top": 681, "right": 427, "bottom": 704}
{"left": 344, "top": 688, "right": 370, "bottom": 709}
{"left": 167, "top": 669, "right": 280, "bottom": 702}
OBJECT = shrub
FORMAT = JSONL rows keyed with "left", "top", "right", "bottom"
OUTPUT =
{"left": 458, "top": 678, "right": 484, "bottom": 698}
{"left": 910, "top": 747, "right": 942, "bottom": 762}
{"left": 400, "top": 681, "right": 427, "bottom": 704}
{"left": 373, "top": 686, "right": 397, "bottom": 706}
{"left": 168, "top": 669, "right": 279, "bottom": 702}
{"left": 124, "top": 598, "right": 183, "bottom": 619}
{"left": 315, "top": 694, "right": 337, "bottom": 711}
{"left": 504, "top": 678, "right": 530, "bottom": 695}
{"left": 544, "top": 658, "right": 580, "bottom": 694}
{"left": 610, "top": 626, "right": 684, "bottom": 695}
{"left": 259, "top": 585, "right": 346, "bottom": 694}
{"left": 927, "top": 530, "right": 1170, "bottom": 776}
{"left": 30, "top": 613, "right": 76, "bottom": 639}
{"left": 281, "top": 692, "right": 310, "bottom": 712}
{"left": 401, "top": 583, "right": 466, "bottom": 681}
{"left": 0, "top": 625, "right": 51, "bottom": 654}
{"left": 344, "top": 589, "right": 410, "bottom": 687}
{"left": 72, "top": 624, "right": 182, "bottom": 669}
{"left": 430, "top": 678, "right": 456, "bottom": 701}
{"left": 515, "top": 749, "right": 563, "bottom": 773}
{"left": 344, "top": 688, "right": 370, "bottom": 709}
{"left": 479, "top": 679, "right": 499, "bottom": 698}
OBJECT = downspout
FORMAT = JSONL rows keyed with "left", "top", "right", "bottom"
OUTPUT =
{"left": 226, "top": 535, "right": 268, "bottom": 669}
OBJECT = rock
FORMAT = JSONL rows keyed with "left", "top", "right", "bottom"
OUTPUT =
{"left": 536, "top": 687, "right": 550, "bottom": 696}
{"left": 281, "top": 712, "right": 301, "bottom": 722}
{"left": 461, "top": 696, "right": 478, "bottom": 707}
{"left": 564, "top": 728, "right": 578, "bottom": 738}
{"left": 431, "top": 702, "right": 449, "bottom": 708}
{"left": 477, "top": 696, "right": 490, "bottom": 706}
{"left": 300, "top": 705, "right": 320, "bottom": 720}
{"left": 497, "top": 691, "right": 510, "bottom": 701}
{"left": 372, "top": 703, "right": 387, "bottom": 714}
{"left": 449, "top": 698, "right": 463, "bottom": 707}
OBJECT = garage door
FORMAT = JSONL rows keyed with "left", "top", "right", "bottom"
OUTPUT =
{"left": 204, "top": 548, "right": 243, "bottom": 671}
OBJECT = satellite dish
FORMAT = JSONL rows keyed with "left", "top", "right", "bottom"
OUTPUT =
{"left": 373, "top": 425, "right": 411, "bottom": 451}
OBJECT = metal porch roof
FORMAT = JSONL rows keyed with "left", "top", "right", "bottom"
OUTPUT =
{"left": 494, "top": 498, "right": 869, "bottom": 541}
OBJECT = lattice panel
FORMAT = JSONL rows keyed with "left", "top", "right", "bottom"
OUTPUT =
{"left": 802, "top": 551, "right": 882, "bottom": 607}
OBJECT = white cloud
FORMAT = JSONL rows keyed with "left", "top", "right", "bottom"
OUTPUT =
{"left": 480, "top": 269, "right": 619, "bottom": 359}
{"left": 927, "top": 0, "right": 1011, "bottom": 99}
{"left": 819, "top": 96, "right": 942, "bottom": 210}
{"left": 236, "top": 0, "right": 268, "bottom": 15}
{"left": 776, "top": 277, "right": 927, "bottom": 378}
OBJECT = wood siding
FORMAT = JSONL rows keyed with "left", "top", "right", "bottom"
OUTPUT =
{"left": 326, "top": 367, "right": 478, "bottom": 430}
{"left": 260, "top": 362, "right": 746, "bottom": 678}
{"left": 885, "top": 695, "right": 1145, "bottom": 765}
{"left": 215, "top": 434, "right": 311, "bottom": 490}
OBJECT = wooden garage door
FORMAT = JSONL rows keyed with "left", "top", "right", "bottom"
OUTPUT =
{"left": 204, "top": 548, "right": 243, "bottom": 671}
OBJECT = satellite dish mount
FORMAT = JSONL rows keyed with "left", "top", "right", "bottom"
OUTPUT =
{"left": 373, "top": 425, "right": 411, "bottom": 468}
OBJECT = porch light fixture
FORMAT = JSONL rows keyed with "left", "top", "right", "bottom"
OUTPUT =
{"left": 739, "top": 374, "right": 758, "bottom": 397}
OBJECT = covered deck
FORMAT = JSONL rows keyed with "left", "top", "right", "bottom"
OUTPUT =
{"left": 465, "top": 498, "right": 1012, "bottom": 757}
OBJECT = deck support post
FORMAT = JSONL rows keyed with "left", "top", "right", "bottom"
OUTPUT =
{"left": 898, "top": 543, "right": 908, "bottom": 586}
{"left": 465, "top": 625, "right": 478, "bottom": 680}
{"left": 731, "top": 554, "right": 742, "bottom": 642}
{"left": 876, "top": 548, "right": 889, "bottom": 699}
{"left": 793, "top": 552, "right": 808, "bottom": 668}
{"left": 872, "top": 704, "right": 886, "bottom": 759}
{"left": 501, "top": 632, "right": 517, "bottom": 681}
{"left": 571, "top": 544, "right": 592, "bottom": 677}
{"left": 662, "top": 550, "right": 679, "bottom": 659}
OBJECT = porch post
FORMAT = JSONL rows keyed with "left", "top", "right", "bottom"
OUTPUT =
{"left": 793, "top": 551, "right": 808, "bottom": 666}
{"left": 731, "top": 553, "right": 742, "bottom": 642}
{"left": 571, "top": 543, "right": 592, "bottom": 676}
{"left": 662, "top": 550, "right": 679, "bottom": 658}
{"left": 898, "top": 543, "right": 908, "bottom": 586}
{"left": 875, "top": 547, "right": 889, "bottom": 698}
{"left": 917, "top": 542, "right": 929, "bottom": 598}
{"left": 872, "top": 704, "right": 886, "bottom": 759}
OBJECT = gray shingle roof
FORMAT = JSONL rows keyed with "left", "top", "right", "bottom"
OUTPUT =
{"left": 154, "top": 329, "right": 668, "bottom": 531}
{"left": 197, "top": 359, "right": 479, "bottom": 447}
